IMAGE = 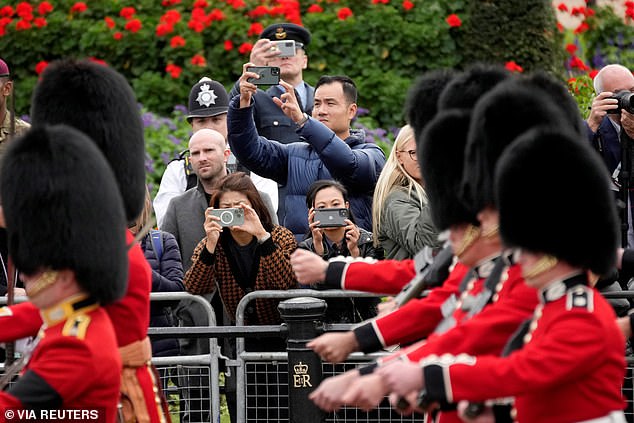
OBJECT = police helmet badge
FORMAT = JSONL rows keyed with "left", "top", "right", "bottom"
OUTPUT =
{"left": 196, "top": 82, "right": 218, "bottom": 108}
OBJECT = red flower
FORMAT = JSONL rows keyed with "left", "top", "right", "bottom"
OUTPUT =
{"left": 588, "top": 69, "right": 599, "bottom": 79}
{"left": 504, "top": 61, "right": 523, "bottom": 73}
{"left": 583, "top": 7, "right": 595, "bottom": 17}
{"left": 0, "top": 27, "right": 5, "bottom": 37}
{"left": 37, "top": 2, "right": 53, "bottom": 15}
{"left": 626, "top": 6, "right": 634, "bottom": 20}
{"left": 337, "top": 7, "right": 353, "bottom": 20}
{"left": 120, "top": 7, "right": 136, "bottom": 20}
{"left": 160, "top": 10, "right": 181, "bottom": 24}
{"left": 166, "top": 63, "right": 182, "bottom": 78}
{"left": 162, "top": 0, "right": 181, "bottom": 5}
{"left": 156, "top": 22, "right": 174, "bottom": 36}
{"left": 191, "top": 7, "right": 206, "bottom": 21}
{"left": 124, "top": 19, "right": 142, "bottom": 33}
{"left": 557, "top": 3, "right": 568, "bottom": 12}
{"left": 33, "top": 17, "right": 46, "bottom": 27}
{"left": 0, "top": 17, "right": 13, "bottom": 27}
{"left": 307, "top": 4, "right": 323, "bottom": 13}
{"left": 193, "top": 0, "right": 208, "bottom": 7}
{"left": 16, "top": 2, "right": 32, "bottom": 18}
{"left": 402, "top": 0, "right": 414, "bottom": 11}
{"left": 569, "top": 56, "right": 589, "bottom": 71}
{"left": 247, "top": 22, "right": 263, "bottom": 36}
{"left": 104, "top": 16, "right": 115, "bottom": 29}
{"left": 170, "top": 35, "right": 186, "bottom": 48}
{"left": 15, "top": 19, "right": 31, "bottom": 30}
{"left": 113, "top": 31, "right": 123, "bottom": 40}
{"left": 224, "top": 40, "right": 234, "bottom": 51}
{"left": 557, "top": 22, "right": 564, "bottom": 32}
{"left": 574, "top": 21, "right": 589, "bottom": 34}
{"left": 89, "top": 57, "right": 107, "bottom": 66}
{"left": 249, "top": 5, "right": 269, "bottom": 17}
{"left": 208, "top": 9, "right": 225, "bottom": 21}
{"left": 565, "top": 43, "right": 577, "bottom": 55}
{"left": 191, "top": 54, "right": 206, "bottom": 66}
{"left": 231, "top": 0, "right": 246, "bottom": 9}
{"left": 238, "top": 42, "right": 253, "bottom": 54}
{"left": 188, "top": 19, "right": 204, "bottom": 32}
{"left": 0, "top": 6, "right": 14, "bottom": 17}
{"left": 35, "top": 60, "right": 49, "bottom": 75}
{"left": 70, "top": 2, "right": 87, "bottom": 13}
{"left": 445, "top": 13, "right": 462, "bottom": 27}
{"left": 570, "top": 7, "right": 582, "bottom": 16}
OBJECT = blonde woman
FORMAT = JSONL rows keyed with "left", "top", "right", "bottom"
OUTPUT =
{"left": 372, "top": 124, "right": 441, "bottom": 259}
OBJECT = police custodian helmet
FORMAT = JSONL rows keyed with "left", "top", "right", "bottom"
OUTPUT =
{"left": 187, "top": 77, "right": 230, "bottom": 122}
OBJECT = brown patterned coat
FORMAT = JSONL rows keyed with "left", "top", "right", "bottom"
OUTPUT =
{"left": 184, "top": 225, "right": 297, "bottom": 324}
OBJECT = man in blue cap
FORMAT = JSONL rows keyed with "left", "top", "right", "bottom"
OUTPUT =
{"left": 0, "top": 58, "right": 30, "bottom": 147}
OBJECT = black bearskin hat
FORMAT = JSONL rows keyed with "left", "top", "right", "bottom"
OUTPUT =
{"left": 496, "top": 127, "right": 618, "bottom": 275}
{"left": 462, "top": 79, "right": 570, "bottom": 215}
{"left": 1, "top": 125, "right": 128, "bottom": 303}
{"left": 30, "top": 59, "right": 145, "bottom": 222}
{"left": 404, "top": 69, "right": 457, "bottom": 138}
{"left": 419, "top": 109, "right": 479, "bottom": 230}
{"left": 438, "top": 63, "right": 511, "bottom": 112}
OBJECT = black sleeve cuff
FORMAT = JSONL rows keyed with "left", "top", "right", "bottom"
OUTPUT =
{"left": 199, "top": 245, "right": 216, "bottom": 266}
{"left": 324, "top": 261, "right": 346, "bottom": 289}
{"left": 9, "top": 369, "right": 63, "bottom": 410}
{"left": 424, "top": 364, "right": 449, "bottom": 403}
{"left": 358, "top": 362, "right": 378, "bottom": 376}
{"left": 493, "top": 404, "right": 514, "bottom": 423}
{"left": 353, "top": 322, "right": 383, "bottom": 353}
{"left": 258, "top": 236, "right": 276, "bottom": 256}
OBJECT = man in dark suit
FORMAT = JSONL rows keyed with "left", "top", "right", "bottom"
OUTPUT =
{"left": 586, "top": 64, "right": 634, "bottom": 246}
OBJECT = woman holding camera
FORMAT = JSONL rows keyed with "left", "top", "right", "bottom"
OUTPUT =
{"left": 298, "top": 180, "right": 382, "bottom": 323}
{"left": 183, "top": 172, "right": 297, "bottom": 326}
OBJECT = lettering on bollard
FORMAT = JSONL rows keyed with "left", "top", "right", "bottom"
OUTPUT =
{"left": 292, "top": 362, "right": 312, "bottom": 388}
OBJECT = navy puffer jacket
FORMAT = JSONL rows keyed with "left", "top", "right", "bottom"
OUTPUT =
{"left": 140, "top": 230, "right": 185, "bottom": 357}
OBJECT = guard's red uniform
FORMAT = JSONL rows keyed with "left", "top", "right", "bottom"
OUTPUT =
{"left": 0, "top": 231, "right": 166, "bottom": 423}
{"left": 0, "top": 295, "right": 121, "bottom": 423}
{"left": 423, "top": 276, "right": 626, "bottom": 423}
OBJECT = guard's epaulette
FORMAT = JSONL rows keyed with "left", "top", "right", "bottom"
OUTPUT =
{"left": 0, "top": 306, "right": 13, "bottom": 317}
{"left": 62, "top": 314, "right": 92, "bottom": 340}
{"left": 566, "top": 286, "right": 594, "bottom": 312}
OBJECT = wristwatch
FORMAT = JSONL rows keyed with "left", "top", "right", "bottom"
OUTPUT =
{"left": 296, "top": 113, "right": 310, "bottom": 128}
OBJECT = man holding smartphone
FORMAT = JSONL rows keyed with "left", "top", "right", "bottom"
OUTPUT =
{"left": 229, "top": 23, "right": 315, "bottom": 224}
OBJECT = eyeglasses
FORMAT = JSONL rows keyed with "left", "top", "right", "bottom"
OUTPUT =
{"left": 398, "top": 149, "right": 417, "bottom": 161}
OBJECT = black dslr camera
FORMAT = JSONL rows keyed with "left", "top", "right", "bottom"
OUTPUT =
{"left": 607, "top": 90, "right": 634, "bottom": 114}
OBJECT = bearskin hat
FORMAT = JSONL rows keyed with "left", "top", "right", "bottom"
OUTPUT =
{"left": 461, "top": 79, "right": 570, "bottom": 215}
{"left": 496, "top": 127, "right": 618, "bottom": 275}
{"left": 438, "top": 63, "right": 511, "bottom": 112}
{"left": 1, "top": 125, "right": 128, "bottom": 303}
{"left": 30, "top": 59, "right": 145, "bottom": 222}
{"left": 419, "top": 109, "right": 479, "bottom": 230}
{"left": 404, "top": 69, "right": 457, "bottom": 138}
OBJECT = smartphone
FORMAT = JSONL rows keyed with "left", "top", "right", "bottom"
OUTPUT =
{"left": 247, "top": 66, "right": 281, "bottom": 85}
{"left": 314, "top": 208, "right": 350, "bottom": 228}
{"left": 271, "top": 40, "right": 296, "bottom": 58}
{"left": 208, "top": 208, "right": 245, "bottom": 227}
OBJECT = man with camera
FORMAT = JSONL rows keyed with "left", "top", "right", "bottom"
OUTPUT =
{"left": 229, "top": 66, "right": 386, "bottom": 239}
{"left": 586, "top": 64, "right": 634, "bottom": 245}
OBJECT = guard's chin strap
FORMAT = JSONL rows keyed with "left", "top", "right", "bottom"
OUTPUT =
{"left": 523, "top": 255, "right": 558, "bottom": 280}
{"left": 454, "top": 224, "right": 481, "bottom": 258}
{"left": 26, "top": 270, "right": 59, "bottom": 299}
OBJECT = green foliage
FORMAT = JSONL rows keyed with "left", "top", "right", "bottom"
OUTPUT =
{"left": 567, "top": 74, "right": 594, "bottom": 119}
{"left": 462, "top": 0, "right": 564, "bottom": 74}
{"left": 581, "top": 5, "right": 634, "bottom": 69}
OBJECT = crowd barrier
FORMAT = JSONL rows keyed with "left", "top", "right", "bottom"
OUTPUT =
{"left": 2, "top": 290, "right": 634, "bottom": 423}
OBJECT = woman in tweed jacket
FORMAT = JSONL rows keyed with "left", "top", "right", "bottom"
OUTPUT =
{"left": 184, "top": 172, "right": 297, "bottom": 326}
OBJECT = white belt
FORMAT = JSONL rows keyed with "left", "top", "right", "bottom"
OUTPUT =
{"left": 578, "top": 411, "right": 626, "bottom": 423}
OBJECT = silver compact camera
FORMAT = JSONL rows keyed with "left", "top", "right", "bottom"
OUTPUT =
{"left": 209, "top": 208, "right": 245, "bottom": 227}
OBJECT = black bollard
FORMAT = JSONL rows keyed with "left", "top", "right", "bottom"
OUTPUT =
{"left": 278, "top": 297, "right": 327, "bottom": 423}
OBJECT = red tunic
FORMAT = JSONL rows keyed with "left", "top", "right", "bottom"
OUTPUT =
{"left": 423, "top": 279, "right": 625, "bottom": 422}
{"left": 0, "top": 296, "right": 121, "bottom": 423}
{"left": 0, "top": 231, "right": 163, "bottom": 423}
